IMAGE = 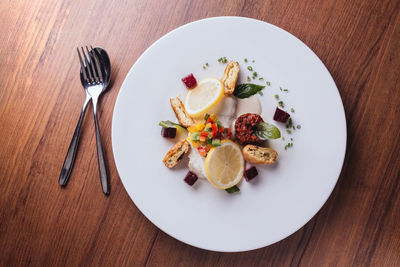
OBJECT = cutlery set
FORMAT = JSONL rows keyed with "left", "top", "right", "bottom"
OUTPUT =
{"left": 59, "top": 46, "right": 111, "bottom": 195}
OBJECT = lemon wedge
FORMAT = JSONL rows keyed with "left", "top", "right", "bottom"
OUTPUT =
{"left": 204, "top": 140, "right": 244, "bottom": 189}
{"left": 184, "top": 78, "right": 224, "bottom": 118}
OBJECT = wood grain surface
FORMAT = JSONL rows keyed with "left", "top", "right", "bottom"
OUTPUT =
{"left": 1, "top": 0, "right": 399, "bottom": 266}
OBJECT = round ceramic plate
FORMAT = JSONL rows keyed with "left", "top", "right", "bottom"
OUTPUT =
{"left": 112, "top": 17, "right": 346, "bottom": 252}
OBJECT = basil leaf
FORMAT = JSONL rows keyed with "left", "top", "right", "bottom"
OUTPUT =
{"left": 159, "top": 120, "right": 186, "bottom": 129}
{"left": 225, "top": 186, "right": 240, "bottom": 194}
{"left": 255, "top": 122, "right": 281, "bottom": 140}
{"left": 233, "top": 83, "right": 265, "bottom": 99}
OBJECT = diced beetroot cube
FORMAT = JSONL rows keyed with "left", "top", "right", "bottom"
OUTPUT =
{"left": 184, "top": 171, "right": 198, "bottom": 186}
{"left": 161, "top": 127, "right": 176, "bottom": 138}
{"left": 181, "top": 73, "right": 197, "bottom": 89}
{"left": 244, "top": 166, "right": 258, "bottom": 181}
{"left": 273, "top": 107, "right": 290, "bottom": 123}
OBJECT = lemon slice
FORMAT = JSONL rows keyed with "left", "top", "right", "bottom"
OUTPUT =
{"left": 184, "top": 78, "right": 224, "bottom": 118}
{"left": 205, "top": 140, "right": 244, "bottom": 189}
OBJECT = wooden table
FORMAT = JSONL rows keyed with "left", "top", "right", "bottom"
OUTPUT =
{"left": 1, "top": 0, "right": 399, "bottom": 266}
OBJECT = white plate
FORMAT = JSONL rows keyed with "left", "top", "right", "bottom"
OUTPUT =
{"left": 112, "top": 17, "right": 346, "bottom": 252}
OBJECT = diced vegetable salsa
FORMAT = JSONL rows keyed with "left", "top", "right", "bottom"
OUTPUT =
{"left": 188, "top": 113, "right": 232, "bottom": 157}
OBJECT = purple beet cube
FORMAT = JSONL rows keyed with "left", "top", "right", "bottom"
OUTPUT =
{"left": 184, "top": 171, "right": 198, "bottom": 186}
{"left": 273, "top": 107, "right": 290, "bottom": 123}
{"left": 161, "top": 127, "right": 176, "bottom": 138}
{"left": 244, "top": 166, "right": 258, "bottom": 181}
{"left": 181, "top": 73, "right": 197, "bottom": 89}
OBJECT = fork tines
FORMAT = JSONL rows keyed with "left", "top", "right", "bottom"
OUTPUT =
{"left": 77, "top": 46, "right": 103, "bottom": 84}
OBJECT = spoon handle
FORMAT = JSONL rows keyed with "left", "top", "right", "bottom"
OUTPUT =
{"left": 92, "top": 97, "right": 110, "bottom": 195}
{"left": 59, "top": 93, "right": 91, "bottom": 186}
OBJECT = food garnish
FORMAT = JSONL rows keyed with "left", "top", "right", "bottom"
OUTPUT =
{"left": 188, "top": 114, "right": 232, "bottom": 157}
{"left": 181, "top": 73, "right": 197, "bottom": 89}
{"left": 233, "top": 83, "right": 265, "bottom": 99}
{"left": 183, "top": 78, "right": 224, "bottom": 117}
{"left": 284, "top": 142, "right": 293, "bottom": 150}
{"left": 225, "top": 186, "right": 240, "bottom": 194}
{"left": 184, "top": 171, "right": 198, "bottom": 186}
{"left": 273, "top": 107, "right": 290, "bottom": 123}
{"left": 286, "top": 117, "right": 293, "bottom": 128}
{"left": 255, "top": 122, "right": 281, "bottom": 140}
{"left": 218, "top": 57, "right": 228, "bottom": 63}
{"left": 205, "top": 140, "right": 244, "bottom": 189}
{"left": 159, "top": 120, "right": 186, "bottom": 129}
{"left": 244, "top": 166, "right": 258, "bottom": 181}
{"left": 161, "top": 127, "right": 176, "bottom": 138}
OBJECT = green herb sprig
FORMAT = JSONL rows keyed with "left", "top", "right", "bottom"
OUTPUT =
{"left": 233, "top": 83, "right": 265, "bottom": 99}
{"left": 159, "top": 120, "right": 186, "bottom": 129}
{"left": 255, "top": 122, "right": 281, "bottom": 140}
{"left": 218, "top": 57, "right": 228, "bottom": 63}
{"left": 225, "top": 186, "right": 240, "bottom": 194}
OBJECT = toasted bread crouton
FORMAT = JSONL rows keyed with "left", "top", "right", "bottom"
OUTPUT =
{"left": 242, "top": 145, "right": 278, "bottom": 164}
{"left": 221, "top": 61, "right": 240, "bottom": 95}
{"left": 163, "top": 140, "right": 190, "bottom": 168}
{"left": 170, "top": 97, "right": 194, "bottom": 127}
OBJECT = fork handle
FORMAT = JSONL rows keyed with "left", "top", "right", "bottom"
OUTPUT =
{"left": 92, "top": 99, "right": 110, "bottom": 195}
{"left": 59, "top": 94, "right": 91, "bottom": 186}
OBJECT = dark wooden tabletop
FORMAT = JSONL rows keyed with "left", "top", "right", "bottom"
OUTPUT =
{"left": 1, "top": 0, "right": 399, "bottom": 266}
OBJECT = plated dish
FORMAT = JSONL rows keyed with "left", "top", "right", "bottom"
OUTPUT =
{"left": 160, "top": 61, "right": 294, "bottom": 192}
{"left": 112, "top": 17, "right": 346, "bottom": 252}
